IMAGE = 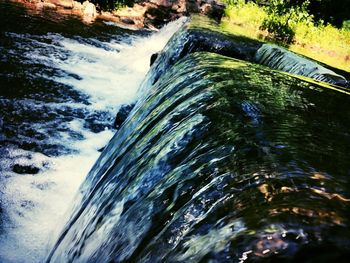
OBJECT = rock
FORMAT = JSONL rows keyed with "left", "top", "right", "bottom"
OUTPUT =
{"left": 140, "top": 0, "right": 226, "bottom": 28}
{"left": 111, "top": 4, "right": 147, "bottom": 28}
{"left": 18, "top": 0, "right": 226, "bottom": 30}
{"left": 13, "top": 164, "right": 40, "bottom": 175}
{"left": 171, "top": 0, "right": 186, "bottom": 13}
{"left": 50, "top": 0, "right": 74, "bottom": 9}
{"left": 114, "top": 104, "right": 135, "bottom": 129}
{"left": 82, "top": 1, "right": 96, "bottom": 18}
{"left": 144, "top": 5, "right": 179, "bottom": 28}
{"left": 150, "top": 52, "right": 159, "bottom": 66}
{"left": 84, "top": 119, "right": 108, "bottom": 133}
{"left": 38, "top": 0, "right": 226, "bottom": 29}
{"left": 72, "top": 0, "right": 82, "bottom": 11}
{"left": 121, "top": 17, "right": 136, "bottom": 25}
{"left": 200, "top": 1, "right": 225, "bottom": 22}
{"left": 42, "top": 2, "right": 57, "bottom": 9}
{"left": 148, "top": 0, "right": 173, "bottom": 8}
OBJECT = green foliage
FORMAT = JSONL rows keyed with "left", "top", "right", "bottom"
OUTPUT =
{"left": 89, "top": 0, "right": 134, "bottom": 11}
{"left": 240, "top": 0, "right": 350, "bottom": 28}
{"left": 225, "top": 0, "right": 245, "bottom": 5}
{"left": 224, "top": 2, "right": 266, "bottom": 27}
{"left": 259, "top": 0, "right": 313, "bottom": 44}
{"left": 308, "top": 0, "right": 350, "bottom": 27}
{"left": 222, "top": 0, "right": 350, "bottom": 71}
{"left": 343, "top": 20, "right": 350, "bottom": 31}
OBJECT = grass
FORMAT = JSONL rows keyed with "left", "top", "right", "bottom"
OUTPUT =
{"left": 221, "top": 2, "right": 350, "bottom": 72}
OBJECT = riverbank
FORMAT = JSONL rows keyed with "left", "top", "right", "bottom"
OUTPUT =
{"left": 11, "top": 0, "right": 225, "bottom": 30}
{"left": 11, "top": 0, "right": 350, "bottom": 74}
{"left": 222, "top": 2, "right": 350, "bottom": 73}
{"left": 11, "top": 0, "right": 145, "bottom": 29}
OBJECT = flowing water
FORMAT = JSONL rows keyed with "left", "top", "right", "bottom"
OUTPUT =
{"left": 254, "top": 44, "right": 348, "bottom": 87}
{"left": 0, "top": 1, "right": 185, "bottom": 262}
{"left": 47, "top": 28, "right": 350, "bottom": 262}
{"left": 2, "top": 1, "right": 350, "bottom": 262}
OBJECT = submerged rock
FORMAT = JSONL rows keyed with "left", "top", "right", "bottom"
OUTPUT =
{"left": 150, "top": 52, "right": 158, "bottom": 66}
{"left": 113, "top": 104, "right": 135, "bottom": 129}
{"left": 13, "top": 164, "right": 40, "bottom": 175}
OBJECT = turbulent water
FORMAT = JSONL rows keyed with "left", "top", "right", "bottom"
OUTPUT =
{"left": 0, "top": 1, "right": 185, "bottom": 262}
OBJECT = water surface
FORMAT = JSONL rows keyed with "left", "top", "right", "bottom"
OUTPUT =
{"left": 0, "top": 1, "right": 184, "bottom": 261}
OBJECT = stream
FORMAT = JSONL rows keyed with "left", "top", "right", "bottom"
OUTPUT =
{"left": 0, "top": 1, "right": 185, "bottom": 262}
{"left": 1, "top": 1, "right": 350, "bottom": 262}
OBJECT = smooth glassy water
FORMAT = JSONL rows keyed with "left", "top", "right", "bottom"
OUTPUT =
{"left": 0, "top": 1, "right": 185, "bottom": 262}
{"left": 47, "top": 43, "right": 350, "bottom": 262}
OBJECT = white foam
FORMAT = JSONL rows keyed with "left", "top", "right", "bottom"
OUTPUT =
{"left": 0, "top": 121, "right": 114, "bottom": 263}
{"left": 0, "top": 18, "right": 186, "bottom": 262}
{"left": 35, "top": 17, "right": 186, "bottom": 110}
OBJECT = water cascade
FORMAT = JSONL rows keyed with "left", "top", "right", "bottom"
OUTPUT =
{"left": 140, "top": 17, "right": 348, "bottom": 90}
{"left": 47, "top": 19, "right": 350, "bottom": 262}
{"left": 255, "top": 44, "right": 349, "bottom": 87}
{"left": 0, "top": 1, "right": 185, "bottom": 261}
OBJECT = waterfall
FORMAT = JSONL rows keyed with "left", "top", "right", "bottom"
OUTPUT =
{"left": 46, "top": 28, "right": 350, "bottom": 262}
{"left": 255, "top": 44, "right": 349, "bottom": 87}
{"left": 0, "top": 5, "right": 186, "bottom": 261}
{"left": 2, "top": 3, "right": 350, "bottom": 262}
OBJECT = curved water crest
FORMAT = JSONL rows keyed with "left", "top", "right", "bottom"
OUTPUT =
{"left": 48, "top": 51, "right": 350, "bottom": 262}
{"left": 255, "top": 44, "right": 349, "bottom": 87}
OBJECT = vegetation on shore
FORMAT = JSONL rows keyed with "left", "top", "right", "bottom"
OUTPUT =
{"left": 89, "top": 0, "right": 133, "bottom": 10}
{"left": 221, "top": 0, "right": 350, "bottom": 72}
{"left": 24, "top": 0, "right": 349, "bottom": 72}
{"left": 93, "top": 0, "right": 350, "bottom": 72}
